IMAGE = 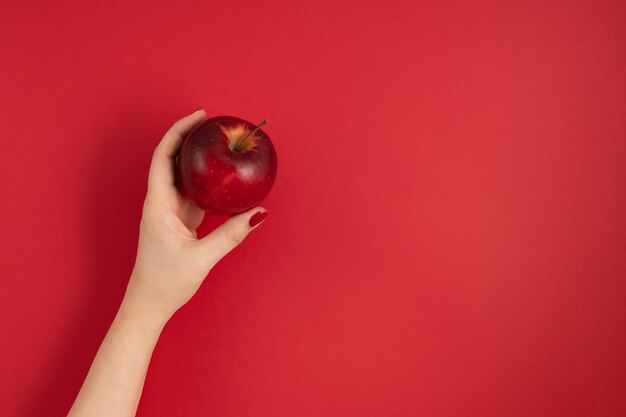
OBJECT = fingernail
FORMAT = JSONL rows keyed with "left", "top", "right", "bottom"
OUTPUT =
{"left": 192, "top": 107, "right": 204, "bottom": 114}
{"left": 249, "top": 211, "right": 268, "bottom": 227}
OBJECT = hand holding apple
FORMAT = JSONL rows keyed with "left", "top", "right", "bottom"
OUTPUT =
{"left": 127, "top": 109, "right": 271, "bottom": 323}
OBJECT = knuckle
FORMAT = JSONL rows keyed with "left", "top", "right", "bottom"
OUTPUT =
{"left": 224, "top": 228, "right": 244, "bottom": 247}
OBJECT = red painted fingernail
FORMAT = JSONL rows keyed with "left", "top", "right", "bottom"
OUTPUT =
{"left": 249, "top": 211, "right": 268, "bottom": 227}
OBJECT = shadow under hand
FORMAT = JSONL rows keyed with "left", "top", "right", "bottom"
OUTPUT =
{"left": 21, "top": 104, "right": 162, "bottom": 416}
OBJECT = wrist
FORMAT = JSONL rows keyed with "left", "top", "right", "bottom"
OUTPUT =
{"left": 116, "top": 296, "right": 169, "bottom": 338}
{"left": 119, "top": 275, "right": 172, "bottom": 333}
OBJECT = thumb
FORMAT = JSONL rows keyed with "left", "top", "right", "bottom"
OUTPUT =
{"left": 194, "top": 207, "right": 269, "bottom": 268}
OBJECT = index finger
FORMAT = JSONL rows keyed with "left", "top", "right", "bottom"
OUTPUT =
{"left": 148, "top": 109, "right": 206, "bottom": 191}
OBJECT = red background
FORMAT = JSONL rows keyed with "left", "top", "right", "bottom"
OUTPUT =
{"left": 1, "top": 1, "right": 625, "bottom": 416}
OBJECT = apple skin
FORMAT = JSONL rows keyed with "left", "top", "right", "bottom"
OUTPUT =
{"left": 176, "top": 116, "right": 277, "bottom": 215}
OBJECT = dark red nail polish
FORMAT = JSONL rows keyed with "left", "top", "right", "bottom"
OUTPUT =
{"left": 249, "top": 211, "right": 268, "bottom": 227}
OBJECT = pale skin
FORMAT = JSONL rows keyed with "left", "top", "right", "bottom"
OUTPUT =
{"left": 67, "top": 109, "right": 268, "bottom": 417}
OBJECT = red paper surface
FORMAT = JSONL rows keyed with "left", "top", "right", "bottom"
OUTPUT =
{"left": 1, "top": 1, "right": 625, "bottom": 416}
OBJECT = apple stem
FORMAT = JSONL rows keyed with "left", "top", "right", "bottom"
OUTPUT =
{"left": 236, "top": 119, "right": 268, "bottom": 151}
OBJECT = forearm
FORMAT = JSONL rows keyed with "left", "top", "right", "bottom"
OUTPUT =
{"left": 68, "top": 285, "right": 167, "bottom": 417}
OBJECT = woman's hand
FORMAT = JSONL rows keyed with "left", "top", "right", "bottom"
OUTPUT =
{"left": 124, "top": 108, "right": 268, "bottom": 325}
{"left": 68, "top": 109, "right": 269, "bottom": 417}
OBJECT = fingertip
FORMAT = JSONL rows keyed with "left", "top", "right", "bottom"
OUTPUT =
{"left": 191, "top": 108, "right": 206, "bottom": 118}
{"left": 194, "top": 206, "right": 269, "bottom": 267}
{"left": 248, "top": 208, "right": 269, "bottom": 228}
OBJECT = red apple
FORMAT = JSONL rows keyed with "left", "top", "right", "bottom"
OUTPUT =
{"left": 176, "top": 116, "right": 277, "bottom": 215}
